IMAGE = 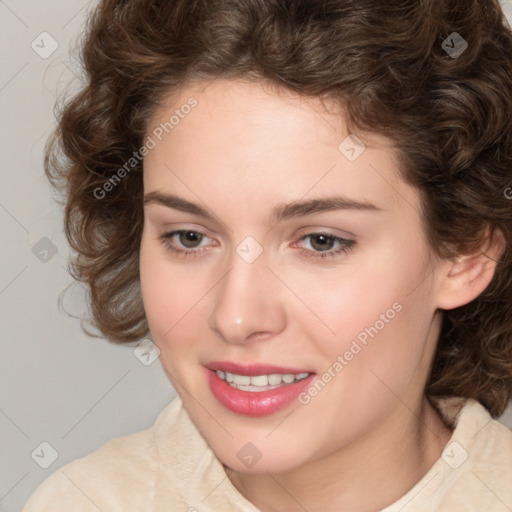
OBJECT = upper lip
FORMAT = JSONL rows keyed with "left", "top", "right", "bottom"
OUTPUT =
{"left": 204, "top": 361, "right": 313, "bottom": 376}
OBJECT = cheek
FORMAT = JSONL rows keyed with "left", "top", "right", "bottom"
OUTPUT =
{"left": 279, "top": 259, "right": 406, "bottom": 348}
{"left": 285, "top": 240, "right": 434, "bottom": 377}
{"left": 139, "top": 236, "right": 207, "bottom": 352}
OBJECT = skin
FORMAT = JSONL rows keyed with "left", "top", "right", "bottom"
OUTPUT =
{"left": 139, "top": 78, "right": 499, "bottom": 512}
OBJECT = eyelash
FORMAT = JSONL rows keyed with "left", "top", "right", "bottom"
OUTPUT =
{"left": 293, "top": 233, "right": 355, "bottom": 260}
{"left": 157, "top": 230, "right": 355, "bottom": 261}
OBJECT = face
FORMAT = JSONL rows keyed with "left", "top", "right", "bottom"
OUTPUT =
{"left": 140, "top": 78, "right": 446, "bottom": 474}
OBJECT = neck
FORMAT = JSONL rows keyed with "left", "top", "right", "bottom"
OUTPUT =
{"left": 227, "top": 396, "right": 452, "bottom": 512}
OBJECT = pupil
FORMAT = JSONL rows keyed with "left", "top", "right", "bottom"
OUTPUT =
{"left": 180, "top": 231, "right": 203, "bottom": 247}
{"left": 311, "top": 234, "right": 334, "bottom": 251}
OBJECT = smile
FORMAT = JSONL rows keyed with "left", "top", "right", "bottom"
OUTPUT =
{"left": 205, "top": 362, "right": 315, "bottom": 416}
{"left": 215, "top": 370, "right": 310, "bottom": 391}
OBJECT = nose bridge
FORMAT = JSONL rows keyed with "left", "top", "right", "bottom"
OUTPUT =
{"left": 208, "top": 246, "right": 285, "bottom": 344}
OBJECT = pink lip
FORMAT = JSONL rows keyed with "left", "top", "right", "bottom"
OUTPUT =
{"left": 204, "top": 361, "right": 315, "bottom": 417}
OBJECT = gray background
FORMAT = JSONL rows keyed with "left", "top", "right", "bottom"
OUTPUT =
{"left": 1, "top": 1, "right": 512, "bottom": 511}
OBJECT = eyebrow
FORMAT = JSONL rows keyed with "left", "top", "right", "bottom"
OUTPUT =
{"left": 144, "top": 191, "right": 215, "bottom": 218}
{"left": 143, "top": 191, "right": 383, "bottom": 223}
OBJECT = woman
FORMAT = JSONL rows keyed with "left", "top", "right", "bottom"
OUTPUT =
{"left": 23, "top": 0, "right": 512, "bottom": 510}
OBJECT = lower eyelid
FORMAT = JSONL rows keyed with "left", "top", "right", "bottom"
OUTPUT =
{"left": 287, "top": 235, "right": 354, "bottom": 260}
{"left": 157, "top": 234, "right": 213, "bottom": 259}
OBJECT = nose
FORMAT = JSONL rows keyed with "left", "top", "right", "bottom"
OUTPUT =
{"left": 208, "top": 250, "right": 287, "bottom": 345}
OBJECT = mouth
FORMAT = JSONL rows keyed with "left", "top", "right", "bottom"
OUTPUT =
{"left": 215, "top": 369, "right": 310, "bottom": 391}
{"left": 204, "top": 361, "right": 315, "bottom": 416}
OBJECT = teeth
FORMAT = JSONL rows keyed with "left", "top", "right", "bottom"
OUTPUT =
{"left": 233, "top": 374, "right": 251, "bottom": 386}
{"left": 215, "top": 370, "right": 310, "bottom": 389}
{"left": 250, "top": 375, "right": 268, "bottom": 386}
{"left": 268, "top": 374, "right": 282, "bottom": 385}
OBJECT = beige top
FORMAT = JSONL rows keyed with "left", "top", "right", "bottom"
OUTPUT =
{"left": 22, "top": 396, "right": 512, "bottom": 511}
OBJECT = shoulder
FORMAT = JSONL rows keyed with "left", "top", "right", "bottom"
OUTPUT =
{"left": 438, "top": 398, "right": 512, "bottom": 510}
{"left": 22, "top": 399, "right": 182, "bottom": 512}
{"left": 384, "top": 397, "right": 512, "bottom": 512}
{"left": 457, "top": 401, "right": 512, "bottom": 497}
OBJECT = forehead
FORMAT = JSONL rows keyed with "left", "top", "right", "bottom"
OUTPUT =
{"left": 143, "top": 78, "right": 418, "bottom": 219}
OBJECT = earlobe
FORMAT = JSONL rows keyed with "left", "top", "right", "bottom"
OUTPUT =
{"left": 436, "top": 229, "right": 505, "bottom": 311}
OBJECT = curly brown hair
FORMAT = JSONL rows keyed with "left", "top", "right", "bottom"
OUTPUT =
{"left": 46, "top": 0, "right": 512, "bottom": 417}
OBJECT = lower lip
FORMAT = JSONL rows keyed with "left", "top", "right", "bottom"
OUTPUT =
{"left": 206, "top": 369, "right": 315, "bottom": 417}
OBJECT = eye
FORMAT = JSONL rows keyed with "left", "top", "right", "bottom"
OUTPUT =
{"left": 294, "top": 232, "right": 355, "bottom": 260}
{"left": 158, "top": 229, "right": 214, "bottom": 257}
{"left": 157, "top": 229, "right": 354, "bottom": 261}
{"left": 176, "top": 230, "right": 204, "bottom": 248}
{"left": 307, "top": 234, "right": 336, "bottom": 251}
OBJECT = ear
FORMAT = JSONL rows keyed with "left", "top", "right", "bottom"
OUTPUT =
{"left": 436, "top": 228, "right": 505, "bottom": 310}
